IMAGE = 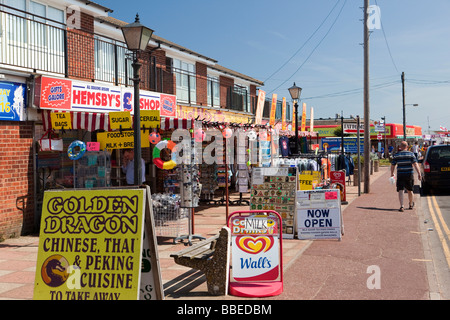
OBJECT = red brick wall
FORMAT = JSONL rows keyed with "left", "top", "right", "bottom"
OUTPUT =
{"left": 196, "top": 62, "right": 207, "bottom": 106}
{"left": 219, "top": 76, "right": 234, "bottom": 109}
{"left": 0, "top": 122, "right": 35, "bottom": 240}
{"left": 67, "top": 11, "right": 95, "bottom": 81}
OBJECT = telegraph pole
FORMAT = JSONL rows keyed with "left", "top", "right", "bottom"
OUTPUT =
{"left": 363, "top": 0, "right": 370, "bottom": 193}
{"left": 402, "top": 72, "right": 406, "bottom": 140}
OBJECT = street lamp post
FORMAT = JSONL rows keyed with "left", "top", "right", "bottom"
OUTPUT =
{"left": 121, "top": 14, "right": 154, "bottom": 185}
{"left": 288, "top": 83, "right": 302, "bottom": 156}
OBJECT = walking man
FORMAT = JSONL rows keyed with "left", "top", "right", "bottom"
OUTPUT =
{"left": 390, "top": 141, "right": 422, "bottom": 212}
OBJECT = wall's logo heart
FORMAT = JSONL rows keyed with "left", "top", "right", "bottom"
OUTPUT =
{"left": 236, "top": 236, "right": 274, "bottom": 255}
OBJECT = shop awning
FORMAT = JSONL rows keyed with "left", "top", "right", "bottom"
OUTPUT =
{"left": 42, "top": 109, "right": 110, "bottom": 132}
{"left": 161, "top": 117, "right": 194, "bottom": 130}
{"left": 42, "top": 109, "right": 194, "bottom": 132}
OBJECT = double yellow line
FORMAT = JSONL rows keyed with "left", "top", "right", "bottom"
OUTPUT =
{"left": 427, "top": 196, "right": 450, "bottom": 268}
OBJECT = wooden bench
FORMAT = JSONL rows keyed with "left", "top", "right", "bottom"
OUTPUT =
{"left": 170, "top": 227, "right": 230, "bottom": 296}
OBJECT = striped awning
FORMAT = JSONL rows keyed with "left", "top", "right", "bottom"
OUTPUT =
{"left": 41, "top": 110, "right": 110, "bottom": 132}
{"left": 42, "top": 109, "right": 194, "bottom": 132}
{"left": 160, "top": 117, "right": 194, "bottom": 130}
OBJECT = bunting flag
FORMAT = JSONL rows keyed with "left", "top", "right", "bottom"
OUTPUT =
{"left": 439, "top": 125, "right": 447, "bottom": 132}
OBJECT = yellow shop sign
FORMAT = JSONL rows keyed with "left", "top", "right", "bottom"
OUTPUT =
{"left": 34, "top": 189, "right": 146, "bottom": 300}
{"left": 97, "top": 130, "right": 150, "bottom": 150}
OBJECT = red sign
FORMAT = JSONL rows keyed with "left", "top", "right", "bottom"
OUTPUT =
{"left": 38, "top": 77, "right": 72, "bottom": 110}
{"left": 330, "top": 171, "right": 346, "bottom": 202}
{"left": 160, "top": 94, "right": 176, "bottom": 117}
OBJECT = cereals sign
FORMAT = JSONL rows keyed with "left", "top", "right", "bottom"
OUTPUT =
{"left": 34, "top": 189, "right": 146, "bottom": 300}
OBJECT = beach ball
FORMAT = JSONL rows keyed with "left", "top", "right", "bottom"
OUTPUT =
{"left": 149, "top": 132, "right": 161, "bottom": 145}
{"left": 193, "top": 128, "right": 205, "bottom": 142}
{"left": 222, "top": 128, "right": 233, "bottom": 139}
{"left": 247, "top": 130, "right": 257, "bottom": 141}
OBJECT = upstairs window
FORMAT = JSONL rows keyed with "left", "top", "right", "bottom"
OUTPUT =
{"left": 207, "top": 76, "right": 220, "bottom": 107}
{"left": 173, "top": 58, "right": 196, "bottom": 104}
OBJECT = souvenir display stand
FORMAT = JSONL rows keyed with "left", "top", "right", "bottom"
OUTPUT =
{"left": 250, "top": 167, "right": 297, "bottom": 239}
{"left": 227, "top": 210, "right": 283, "bottom": 297}
{"left": 74, "top": 150, "right": 111, "bottom": 188}
{"left": 151, "top": 131, "right": 204, "bottom": 245}
{"left": 175, "top": 161, "right": 205, "bottom": 245}
{"left": 151, "top": 193, "right": 189, "bottom": 240}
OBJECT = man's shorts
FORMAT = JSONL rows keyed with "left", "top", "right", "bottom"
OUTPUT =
{"left": 396, "top": 173, "right": 414, "bottom": 192}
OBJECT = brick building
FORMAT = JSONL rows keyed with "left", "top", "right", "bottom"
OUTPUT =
{"left": 0, "top": 0, "right": 270, "bottom": 239}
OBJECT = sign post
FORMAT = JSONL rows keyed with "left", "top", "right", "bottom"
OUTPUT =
{"left": 227, "top": 210, "right": 283, "bottom": 298}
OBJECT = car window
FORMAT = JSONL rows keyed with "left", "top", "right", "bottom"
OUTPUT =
{"left": 428, "top": 146, "right": 450, "bottom": 161}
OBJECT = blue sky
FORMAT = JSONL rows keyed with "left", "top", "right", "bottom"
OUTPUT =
{"left": 104, "top": 0, "right": 450, "bottom": 134}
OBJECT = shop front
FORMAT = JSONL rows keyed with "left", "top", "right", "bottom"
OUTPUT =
{"left": 33, "top": 75, "right": 350, "bottom": 244}
{"left": 33, "top": 75, "right": 182, "bottom": 223}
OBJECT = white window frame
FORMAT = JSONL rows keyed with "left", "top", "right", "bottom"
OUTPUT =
{"left": 173, "top": 58, "right": 196, "bottom": 104}
{"left": 207, "top": 75, "right": 220, "bottom": 107}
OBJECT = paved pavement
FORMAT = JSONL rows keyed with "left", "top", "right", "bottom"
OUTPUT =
{"left": 0, "top": 166, "right": 432, "bottom": 300}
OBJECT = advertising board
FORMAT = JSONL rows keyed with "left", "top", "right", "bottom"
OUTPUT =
{"left": 296, "top": 189, "right": 343, "bottom": 240}
{"left": 33, "top": 188, "right": 161, "bottom": 300}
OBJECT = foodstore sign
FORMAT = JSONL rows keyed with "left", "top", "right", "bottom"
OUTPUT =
{"left": 35, "top": 76, "right": 176, "bottom": 117}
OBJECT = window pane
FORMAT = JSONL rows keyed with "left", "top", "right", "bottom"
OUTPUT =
{"left": 29, "top": 1, "right": 45, "bottom": 16}
{"left": 48, "top": 6, "right": 64, "bottom": 24}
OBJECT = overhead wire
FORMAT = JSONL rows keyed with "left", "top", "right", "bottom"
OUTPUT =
{"left": 374, "top": 0, "right": 400, "bottom": 74}
{"left": 263, "top": 0, "right": 342, "bottom": 84}
{"left": 301, "top": 79, "right": 399, "bottom": 100}
{"left": 268, "top": 0, "right": 348, "bottom": 95}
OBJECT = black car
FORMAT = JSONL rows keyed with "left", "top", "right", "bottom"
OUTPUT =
{"left": 420, "top": 145, "right": 450, "bottom": 194}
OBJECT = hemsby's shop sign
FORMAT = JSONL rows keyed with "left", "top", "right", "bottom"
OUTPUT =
{"left": 35, "top": 76, "right": 176, "bottom": 117}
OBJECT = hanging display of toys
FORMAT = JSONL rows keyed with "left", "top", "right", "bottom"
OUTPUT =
{"left": 149, "top": 132, "right": 161, "bottom": 145}
{"left": 67, "top": 140, "right": 87, "bottom": 160}
{"left": 222, "top": 128, "right": 233, "bottom": 139}
{"left": 153, "top": 140, "right": 178, "bottom": 170}
{"left": 193, "top": 128, "right": 205, "bottom": 142}
{"left": 247, "top": 130, "right": 257, "bottom": 141}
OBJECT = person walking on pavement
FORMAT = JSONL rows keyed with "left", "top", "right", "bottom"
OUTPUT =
{"left": 412, "top": 141, "right": 420, "bottom": 159}
{"left": 390, "top": 141, "right": 422, "bottom": 212}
